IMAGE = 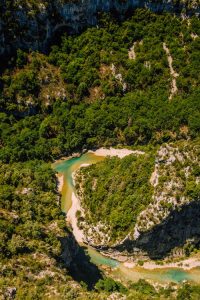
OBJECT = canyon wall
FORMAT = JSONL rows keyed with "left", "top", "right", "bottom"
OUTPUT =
{"left": 116, "top": 201, "right": 200, "bottom": 259}
{"left": 95, "top": 201, "right": 200, "bottom": 260}
{"left": 0, "top": 0, "right": 199, "bottom": 58}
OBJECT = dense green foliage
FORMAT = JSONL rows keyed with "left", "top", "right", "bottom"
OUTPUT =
{"left": 0, "top": 10, "right": 200, "bottom": 163}
{"left": 0, "top": 160, "right": 74, "bottom": 298}
{"left": 129, "top": 279, "right": 157, "bottom": 297}
{"left": 0, "top": 8, "right": 200, "bottom": 299}
{"left": 0, "top": 161, "right": 66, "bottom": 258}
{"left": 95, "top": 277, "right": 127, "bottom": 293}
{"left": 177, "top": 283, "right": 200, "bottom": 300}
{"left": 77, "top": 153, "right": 154, "bottom": 242}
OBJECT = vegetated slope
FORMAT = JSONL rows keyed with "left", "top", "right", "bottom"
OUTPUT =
{"left": 0, "top": 161, "right": 79, "bottom": 298}
{"left": 75, "top": 152, "right": 155, "bottom": 244}
{"left": 0, "top": 0, "right": 199, "bottom": 58}
{"left": 75, "top": 139, "right": 200, "bottom": 253}
{"left": 0, "top": 161, "right": 117, "bottom": 299}
{"left": 0, "top": 10, "right": 200, "bottom": 163}
{"left": 0, "top": 8, "right": 200, "bottom": 299}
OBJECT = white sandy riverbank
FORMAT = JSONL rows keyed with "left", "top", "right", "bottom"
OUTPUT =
{"left": 63, "top": 148, "right": 141, "bottom": 243}
{"left": 123, "top": 256, "right": 200, "bottom": 271}
{"left": 57, "top": 174, "right": 64, "bottom": 193}
{"left": 66, "top": 164, "right": 90, "bottom": 243}
{"left": 55, "top": 149, "right": 200, "bottom": 272}
{"left": 90, "top": 147, "right": 144, "bottom": 158}
{"left": 67, "top": 192, "right": 85, "bottom": 243}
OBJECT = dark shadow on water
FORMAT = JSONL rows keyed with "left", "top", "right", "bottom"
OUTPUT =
{"left": 68, "top": 245, "right": 103, "bottom": 290}
{"left": 60, "top": 233, "right": 102, "bottom": 290}
{"left": 114, "top": 201, "right": 200, "bottom": 259}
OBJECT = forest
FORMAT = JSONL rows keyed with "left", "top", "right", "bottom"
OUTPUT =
{"left": 0, "top": 8, "right": 200, "bottom": 299}
{"left": 76, "top": 153, "right": 155, "bottom": 242}
{"left": 0, "top": 10, "right": 200, "bottom": 163}
{"left": 75, "top": 138, "right": 200, "bottom": 250}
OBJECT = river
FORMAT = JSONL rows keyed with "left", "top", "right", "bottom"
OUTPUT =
{"left": 53, "top": 151, "right": 200, "bottom": 285}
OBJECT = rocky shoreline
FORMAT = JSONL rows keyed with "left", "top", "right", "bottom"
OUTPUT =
{"left": 55, "top": 148, "right": 200, "bottom": 273}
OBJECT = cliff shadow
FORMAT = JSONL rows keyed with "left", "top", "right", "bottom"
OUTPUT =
{"left": 60, "top": 233, "right": 102, "bottom": 290}
{"left": 115, "top": 201, "right": 200, "bottom": 259}
{"left": 47, "top": 24, "right": 77, "bottom": 51}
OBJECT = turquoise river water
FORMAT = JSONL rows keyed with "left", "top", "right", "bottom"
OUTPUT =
{"left": 53, "top": 152, "right": 200, "bottom": 284}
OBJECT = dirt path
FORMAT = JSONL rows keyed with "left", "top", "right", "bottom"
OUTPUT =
{"left": 128, "top": 42, "right": 136, "bottom": 60}
{"left": 163, "top": 42, "right": 179, "bottom": 100}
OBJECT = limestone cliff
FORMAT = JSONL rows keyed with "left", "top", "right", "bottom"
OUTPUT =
{"left": 0, "top": 0, "right": 199, "bottom": 58}
{"left": 76, "top": 140, "right": 200, "bottom": 259}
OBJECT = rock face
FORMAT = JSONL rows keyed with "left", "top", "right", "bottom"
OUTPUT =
{"left": 0, "top": 0, "right": 199, "bottom": 58}
{"left": 115, "top": 200, "right": 200, "bottom": 259}
{"left": 95, "top": 200, "right": 200, "bottom": 260}
{"left": 60, "top": 233, "right": 80, "bottom": 267}
{"left": 60, "top": 233, "right": 103, "bottom": 289}
{"left": 76, "top": 140, "right": 200, "bottom": 259}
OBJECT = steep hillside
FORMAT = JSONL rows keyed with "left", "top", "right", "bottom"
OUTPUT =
{"left": 0, "top": 0, "right": 199, "bottom": 58}
{"left": 1, "top": 10, "right": 200, "bottom": 162}
{"left": 75, "top": 139, "right": 200, "bottom": 259}
{"left": 0, "top": 161, "right": 79, "bottom": 298}
{"left": 0, "top": 7, "right": 200, "bottom": 300}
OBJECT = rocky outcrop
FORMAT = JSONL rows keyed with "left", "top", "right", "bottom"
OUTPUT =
{"left": 60, "top": 232, "right": 102, "bottom": 288}
{"left": 0, "top": 0, "right": 199, "bottom": 58}
{"left": 91, "top": 200, "right": 200, "bottom": 261}
{"left": 60, "top": 233, "right": 103, "bottom": 289}
{"left": 134, "top": 142, "right": 200, "bottom": 235}
{"left": 76, "top": 140, "right": 200, "bottom": 260}
{"left": 114, "top": 200, "right": 200, "bottom": 259}
{"left": 60, "top": 233, "right": 80, "bottom": 266}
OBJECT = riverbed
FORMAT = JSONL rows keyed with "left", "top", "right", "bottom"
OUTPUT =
{"left": 52, "top": 150, "right": 200, "bottom": 285}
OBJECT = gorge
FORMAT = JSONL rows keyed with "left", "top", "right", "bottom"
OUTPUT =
{"left": 1, "top": 3, "right": 200, "bottom": 299}
{"left": 53, "top": 150, "right": 200, "bottom": 285}
{"left": 0, "top": 0, "right": 200, "bottom": 59}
